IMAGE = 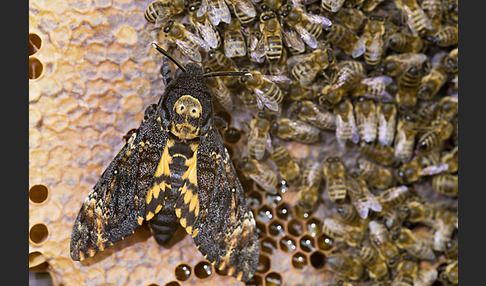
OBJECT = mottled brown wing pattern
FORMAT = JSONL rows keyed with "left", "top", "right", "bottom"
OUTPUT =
{"left": 70, "top": 107, "right": 167, "bottom": 261}
{"left": 174, "top": 124, "right": 259, "bottom": 282}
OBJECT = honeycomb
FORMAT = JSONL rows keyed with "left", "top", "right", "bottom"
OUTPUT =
{"left": 29, "top": 0, "right": 458, "bottom": 285}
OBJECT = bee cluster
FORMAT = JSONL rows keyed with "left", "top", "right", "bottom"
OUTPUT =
{"left": 144, "top": 0, "right": 458, "bottom": 285}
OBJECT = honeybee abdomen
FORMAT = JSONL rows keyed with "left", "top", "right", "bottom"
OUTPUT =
{"left": 432, "top": 174, "right": 458, "bottom": 197}
{"left": 327, "top": 24, "right": 358, "bottom": 54}
{"left": 145, "top": 1, "right": 164, "bottom": 23}
{"left": 328, "top": 179, "right": 347, "bottom": 203}
{"left": 262, "top": 82, "right": 283, "bottom": 104}
{"left": 365, "top": 44, "right": 382, "bottom": 66}
{"left": 291, "top": 62, "right": 312, "bottom": 83}
{"left": 266, "top": 35, "right": 283, "bottom": 61}
{"left": 434, "top": 26, "right": 458, "bottom": 47}
{"left": 305, "top": 21, "right": 322, "bottom": 39}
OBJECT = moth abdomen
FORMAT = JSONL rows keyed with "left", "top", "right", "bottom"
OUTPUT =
{"left": 149, "top": 203, "right": 180, "bottom": 246}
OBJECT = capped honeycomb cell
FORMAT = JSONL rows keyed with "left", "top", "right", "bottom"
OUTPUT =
{"left": 194, "top": 261, "right": 212, "bottom": 279}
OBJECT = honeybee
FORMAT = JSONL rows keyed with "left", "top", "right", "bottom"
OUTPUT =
{"left": 401, "top": 200, "right": 435, "bottom": 226}
{"left": 417, "top": 119, "right": 454, "bottom": 151}
{"left": 397, "top": 64, "right": 423, "bottom": 107}
{"left": 415, "top": 268, "right": 439, "bottom": 286}
{"left": 279, "top": 4, "right": 332, "bottom": 49}
{"left": 223, "top": 17, "right": 247, "bottom": 58}
{"left": 351, "top": 76, "right": 393, "bottom": 102}
{"left": 355, "top": 98, "right": 377, "bottom": 144}
{"left": 335, "top": 7, "right": 366, "bottom": 31}
{"left": 236, "top": 156, "right": 278, "bottom": 194}
{"left": 441, "top": 146, "right": 458, "bottom": 174}
{"left": 322, "top": 218, "right": 364, "bottom": 248}
{"left": 368, "top": 220, "right": 401, "bottom": 267}
{"left": 445, "top": 0, "right": 458, "bottom": 24}
{"left": 394, "top": 0, "right": 433, "bottom": 36}
{"left": 196, "top": 0, "right": 231, "bottom": 26}
{"left": 225, "top": 0, "right": 256, "bottom": 26}
{"left": 421, "top": 0, "right": 444, "bottom": 29}
{"left": 239, "top": 71, "right": 291, "bottom": 112}
{"left": 325, "top": 252, "right": 364, "bottom": 280}
{"left": 323, "top": 156, "right": 347, "bottom": 204}
{"left": 271, "top": 118, "right": 321, "bottom": 143}
{"left": 144, "top": 0, "right": 186, "bottom": 28}
{"left": 322, "top": 23, "right": 360, "bottom": 56}
{"left": 292, "top": 100, "right": 336, "bottom": 130}
{"left": 357, "top": 159, "right": 393, "bottom": 189}
{"left": 205, "top": 50, "right": 240, "bottom": 89}
{"left": 433, "top": 25, "right": 458, "bottom": 47}
{"left": 438, "top": 261, "right": 458, "bottom": 285}
{"left": 443, "top": 239, "right": 458, "bottom": 261}
{"left": 334, "top": 204, "right": 360, "bottom": 225}
{"left": 391, "top": 228, "right": 436, "bottom": 260}
{"left": 432, "top": 174, "right": 458, "bottom": 197}
{"left": 397, "top": 151, "right": 448, "bottom": 184}
{"left": 297, "top": 161, "right": 323, "bottom": 211}
{"left": 360, "top": 245, "right": 389, "bottom": 279}
{"left": 162, "top": 21, "right": 210, "bottom": 62}
{"left": 376, "top": 102, "right": 397, "bottom": 147}
{"left": 437, "top": 95, "right": 458, "bottom": 122}
{"left": 361, "top": 0, "right": 386, "bottom": 12}
{"left": 394, "top": 114, "right": 417, "bottom": 163}
{"left": 352, "top": 15, "right": 386, "bottom": 66}
{"left": 359, "top": 142, "right": 395, "bottom": 166}
{"left": 392, "top": 255, "right": 417, "bottom": 286}
{"left": 256, "top": 11, "right": 284, "bottom": 62}
{"left": 442, "top": 47, "right": 458, "bottom": 74}
{"left": 286, "top": 82, "right": 321, "bottom": 101}
{"left": 346, "top": 172, "right": 383, "bottom": 219}
{"left": 387, "top": 32, "right": 424, "bottom": 53}
{"left": 433, "top": 207, "right": 457, "bottom": 251}
{"left": 189, "top": 5, "right": 220, "bottom": 49}
{"left": 271, "top": 143, "right": 301, "bottom": 184}
{"left": 417, "top": 63, "right": 448, "bottom": 100}
{"left": 204, "top": 68, "right": 234, "bottom": 110}
{"left": 247, "top": 115, "right": 272, "bottom": 160}
{"left": 334, "top": 99, "right": 360, "bottom": 148}
{"left": 381, "top": 52, "right": 427, "bottom": 77}
{"left": 377, "top": 185, "right": 409, "bottom": 213}
{"left": 321, "top": 61, "right": 365, "bottom": 106}
{"left": 321, "top": 0, "right": 345, "bottom": 13}
{"left": 246, "top": 26, "right": 267, "bottom": 64}
{"left": 288, "top": 47, "right": 335, "bottom": 85}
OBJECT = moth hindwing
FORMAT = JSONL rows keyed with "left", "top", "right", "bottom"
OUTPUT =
{"left": 69, "top": 57, "right": 259, "bottom": 282}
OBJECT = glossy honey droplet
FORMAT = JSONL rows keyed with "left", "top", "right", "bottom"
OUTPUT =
{"left": 194, "top": 261, "right": 212, "bottom": 279}
{"left": 276, "top": 203, "right": 292, "bottom": 221}
{"left": 294, "top": 204, "right": 313, "bottom": 220}
{"left": 29, "top": 223, "right": 49, "bottom": 244}
{"left": 280, "top": 236, "right": 297, "bottom": 253}
{"left": 317, "top": 234, "right": 334, "bottom": 251}
{"left": 306, "top": 217, "right": 322, "bottom": 237}
{"left": 292, "top": 252, "right": 308, "bottom": 269}
{"left": 29, "top": 33, "right": 42, "bottom": 56}
{"left": 174, "top": 263, "right": 191, "bottom": 281}
{"left": 164, "top": 282, "right": 180, "bottom": 286}
{"left": 29, "top": 184, "right": 49, "bottom": 204}
{"left": 268, "top": 220, "right": 285, "bottom": 237}
{"left": 257, "top": 205, "right": 274, "bottom": 223}
{"left": 299, "top": 235, "right": 316, "bottom": 252}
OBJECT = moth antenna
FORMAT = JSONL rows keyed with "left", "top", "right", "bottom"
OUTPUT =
{"left": 204, "top": 71, "right": 252, "bottom": 78}
{"left": 151, "top": 42, "right": 187, "bottom": 73}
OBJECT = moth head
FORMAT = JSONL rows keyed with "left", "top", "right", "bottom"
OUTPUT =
{"left": 170, "top": 95, "right": 202, "bottom": 139}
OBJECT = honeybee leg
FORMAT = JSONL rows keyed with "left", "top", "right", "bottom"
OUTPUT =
{"left": 160, "top": 52, "right": 173, "bottom": 86}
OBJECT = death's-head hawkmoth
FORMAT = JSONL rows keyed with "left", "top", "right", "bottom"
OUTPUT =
{"left": 70, "top": 43, "right": 259, "bottom": 282}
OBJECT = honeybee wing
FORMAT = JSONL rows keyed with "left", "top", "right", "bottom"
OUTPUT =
{"left": 322, "top": 218, "right": 345, "bottom": 238}
{"left": 305, "top": 13, "right": 333, "bottom": 27}
{"left": 352, "top": 34, "right": 367, "bottom": 58}
{"left": 322, "top": 0, "right": 345, "bottom": 12}
{"left": 249, "top": 163, "right": 277, "bottom": 194}
{"left": 295, "top": 25, "right": 317, "bottom": 49}
{"left": 362, "top": 76, "right": 394, "bottom": 102}
{"left": 154, "top": 14, "right": 171, "bottom": 30}
{"left": 234, "top": 0, "right": 256, "bottom": 18}
{"left": 261, "top": 75, "right": 292, "bottom": 85}
{"left": 249, "top": 33, "right": 268, "bottom": 63}
{"left": 286, "top": 54, "right": 311, "bottom": 69}
{"left": 193, "top": 17, "right": 219, "bottom": 49}
{"left": 174, "top": 38, "right": 202, "bottom": 63}
{"left": 378, "top": 113, "right": 395, "bottom": 146}
{"left": 418, "top": 163, "right": 449, "bottom": 176}
{"left": 186, "top": 30, "right": 211, "bottom": 51}
{"left": 414, "top": 268, "right": 438, "bottom": 286}
{"left": 254, "top": 88, "right": 279, "bottom": 112}
{"left": 208, "top": 0, "right": 231, "bottom": 25}
{"left": 402, "top": 5, "right": 432, "bottom": 35}
{"left": 281, "top": 27, "right": 306, "bottom": 53}
{"left": 197, "top": 0, "right": 208, "bottom": 18}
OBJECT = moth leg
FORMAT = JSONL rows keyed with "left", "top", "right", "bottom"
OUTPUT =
{"left": 160, "top": 46, "right": 174, "bottom": 86}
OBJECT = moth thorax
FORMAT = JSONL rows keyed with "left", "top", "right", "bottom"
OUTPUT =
{"left": 171, "top": 95, "right": 202, "bottom": 140}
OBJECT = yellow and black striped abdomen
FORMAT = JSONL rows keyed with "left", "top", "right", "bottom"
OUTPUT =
{"left": 266, "top": 35, "right": 282, "bottom": 61}
{"left": 145, "top": 1, "right": 164, "bottom": 23}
